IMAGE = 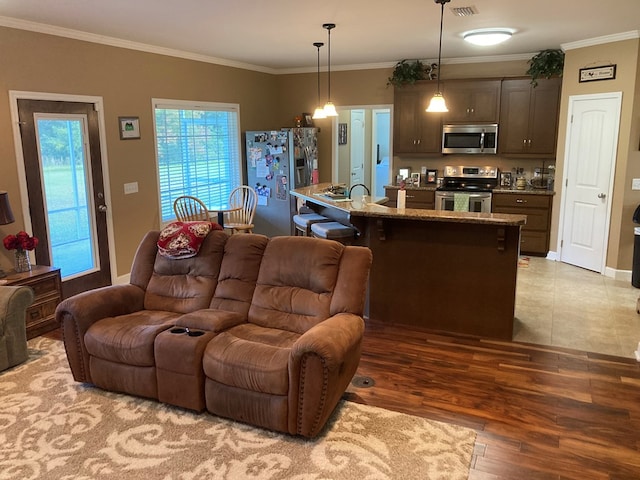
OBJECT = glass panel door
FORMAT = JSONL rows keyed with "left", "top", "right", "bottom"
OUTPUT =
{"left": 34, "top": 114, "right": 98, "bottom": 280}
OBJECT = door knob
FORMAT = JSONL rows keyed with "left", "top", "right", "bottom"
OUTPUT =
{"left": 98, "top": 205, "right": 108, "bottom": 212}
{"left": 597, "top": 193, "right": 606, "bottom": 199}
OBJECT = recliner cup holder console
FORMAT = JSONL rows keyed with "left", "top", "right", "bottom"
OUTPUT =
{"left": 170, "top": 327, "right": 204, "bottom": 337}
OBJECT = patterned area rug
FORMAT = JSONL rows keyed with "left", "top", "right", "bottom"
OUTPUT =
{"left": 0, "top": 338, "right": 476, "bottom": 480}
{"left": 518, "top": 256, "right": 530, "bottom": 268}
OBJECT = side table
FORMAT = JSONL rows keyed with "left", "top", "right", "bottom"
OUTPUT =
{"left": 2, "top": 265, "right": 62, "bottom": 339}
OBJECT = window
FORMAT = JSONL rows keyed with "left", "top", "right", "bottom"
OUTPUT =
{"left": 153, "top": 99, "right": 242, "bottom": 223}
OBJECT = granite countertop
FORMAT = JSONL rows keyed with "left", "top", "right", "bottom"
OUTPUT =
{"left": 291, "top": 183, "right": 526, "bottom": 226}
{"left": 384, "top": 184, "right": 555, "bottom": 195}
{"left": 493, "top": 187, "right": 555, "bottom": 195}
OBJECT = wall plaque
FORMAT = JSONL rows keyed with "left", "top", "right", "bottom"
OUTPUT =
{"left": 579, "top": 65, "right": 616, "bottom": 83}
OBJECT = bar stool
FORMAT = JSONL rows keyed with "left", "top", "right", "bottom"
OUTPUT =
{"left": 293, "top": 213, "right": 331, "bottom": 236}
{"left": 310, "top": 221, "right": 356, "bottom": 244}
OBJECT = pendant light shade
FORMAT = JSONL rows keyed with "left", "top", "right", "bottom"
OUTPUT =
{"left": 426, "top": 93, "right": 448, "bottom": 113}
{"left": 426, "top": 0, "right": 450, "bottom": 113}
{"left": 322, "top": 23, "right": 338, "bottom": 117}
{"left": 312, "top": 42, "right": 326, "bottom": 120}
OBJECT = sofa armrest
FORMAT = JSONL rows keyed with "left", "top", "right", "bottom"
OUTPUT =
{"left": 291, "top": 313, "right": 364, "bottom": 369}
{"left": 56, "top": 284, "right": 145, "bottom": 382}
{"left": 289, "top": 313, "right": 365, "bottom": 437}
{"left": 0, "top": 286, "right": 35, "bottom": 371}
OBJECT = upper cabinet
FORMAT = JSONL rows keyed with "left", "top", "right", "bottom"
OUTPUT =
{"left": 442, "top": 79, "right": 501, "bottom": 124}
{"left": 393, "top": 82, "right": 443, "bottom": 155}
{"left": 498, "top": 77, "right": 562, "bottom": 158}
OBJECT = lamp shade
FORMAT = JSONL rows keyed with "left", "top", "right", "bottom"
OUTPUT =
{"left": 426, "top": 93, "right": 449, "bottom": 113}
{"left": 0, "top": 191, "right": 15, "bottom": 225}
{"left": 323, "top": 101, "right": 338, "bottom": 117}
{"left": 312, "top": 106, "right": 327, "bottom": 120}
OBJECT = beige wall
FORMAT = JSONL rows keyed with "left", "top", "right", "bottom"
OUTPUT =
{"left": 554, "top": 38, "right": 640, "bottom": 270}
{"left": 1, "top": 25, "right": 639, "bottom": 279}
{"left": 0, "top": 26, "right": 277, "bottom": 276}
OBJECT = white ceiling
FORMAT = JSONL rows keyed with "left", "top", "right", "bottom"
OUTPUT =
{"left": 0, "top": 0, "right": 639, "bottom": 73}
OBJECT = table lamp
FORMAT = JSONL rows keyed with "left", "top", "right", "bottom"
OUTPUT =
{"left": 0, "top": 191, "right": 16, "bottom": 278}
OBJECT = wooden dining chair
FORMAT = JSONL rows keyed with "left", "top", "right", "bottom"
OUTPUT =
{"left": 224, "top": 186, "right": 258, "bottom": 234}
{"left": 173, "top": 196, "right": 210, "bottom": 221}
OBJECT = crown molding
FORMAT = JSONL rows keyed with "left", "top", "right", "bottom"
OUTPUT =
{"left": 0, "top": 15, "right": 278, "bottom": 74}
{"left": 562, "top": 30, "right": 640, "bottom": 51}
{"left": 5, "top": 15, "right": 631, "bottom": 75}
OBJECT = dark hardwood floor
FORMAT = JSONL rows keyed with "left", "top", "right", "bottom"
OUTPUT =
{"left": 44, "top": 321, "right": 640, "bottom": 479}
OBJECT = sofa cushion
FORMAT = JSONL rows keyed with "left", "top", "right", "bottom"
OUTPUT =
{"left": 84, "top": 310, "right": 179, "bottom": 366}
{"left": 203, "top": 323, "right": 301, "bottom": 395}
{"left": 249, "top": 236, "right": 344, "bottom": 334}
{"left": 209, "top": 233, "right": 269, "bottom": 316}
{"left": 144, "top": 230, "right": 228, "bottom": 313}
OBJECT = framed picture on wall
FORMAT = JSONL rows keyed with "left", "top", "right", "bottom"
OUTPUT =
{"left": 338, "top": 123, "right": 347, "bottom": 145}
{"left": 426, "top": 169, "right": 437, "bottom": 184}
{"left": 119, "top": 116, "right": 140, "bottom": 140}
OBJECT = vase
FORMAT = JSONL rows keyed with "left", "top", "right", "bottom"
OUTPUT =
{"left": 14, "top": 249, "right": 31, "bottom": 273}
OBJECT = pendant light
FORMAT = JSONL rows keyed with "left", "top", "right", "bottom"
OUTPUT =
{"left": 426, "top": 0, "right": 450, "bottom": 113}
{"left": 322, "top": 23, "right": 338, "bottom": 117}
{"left": 312, "top": 42, "right": 326, "bottom": 120}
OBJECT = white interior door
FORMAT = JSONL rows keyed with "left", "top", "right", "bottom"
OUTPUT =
{"left": 560, "top": 92, "right": 622, "bottom": 273}
{"left": 371, "top": 108, "right": 391, "bottom": 198}
{"left": 350, "top": 109, "right": 365, "bottom": 186}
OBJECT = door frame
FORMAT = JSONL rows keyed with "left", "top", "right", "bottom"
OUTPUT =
{"left": 9, "top": 90, "right": 117, "bottom": 284}
{"left": 332, "top": 104, "right": 393, "bottom": 186}
{"left": 556, "top": 91, "right": 622, "bottom": 274}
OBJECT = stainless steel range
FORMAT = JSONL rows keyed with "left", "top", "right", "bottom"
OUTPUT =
{"left": 435, "top": 165, "right": 498, "bottom": 213}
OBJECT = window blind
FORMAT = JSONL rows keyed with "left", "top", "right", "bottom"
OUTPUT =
{"left": 153, "top": 100, "right": 241, "bottom": 223}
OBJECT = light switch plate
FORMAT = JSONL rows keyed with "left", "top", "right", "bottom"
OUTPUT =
{"left": 633, "top": 179, "right": 640, "bottom": 190}
{"left": 124, "top": 182, "right": 138, "bottom": 194}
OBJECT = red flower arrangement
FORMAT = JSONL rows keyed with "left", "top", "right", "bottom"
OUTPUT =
{"left": 3, "top": 231, "right": 39, "bottom": 251}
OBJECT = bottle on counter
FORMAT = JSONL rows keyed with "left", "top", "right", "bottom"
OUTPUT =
{"left": 397, "top": 180, "right": 407, "bottom": 208}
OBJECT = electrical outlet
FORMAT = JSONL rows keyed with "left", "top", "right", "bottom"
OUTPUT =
{"left": 124, "top": 182, "right": 138, "bottom": 194}
{"left": 633, "top": 179, "right": 640, "bottom": 190}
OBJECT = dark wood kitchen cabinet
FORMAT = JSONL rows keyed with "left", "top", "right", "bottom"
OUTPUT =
{"left": 498, "top": 77, "right": 561, "bottom": 158}
{"left": 492, "top": 192, "right": 553, "bottom": 256}
{"left": 442, "top": 79, "right": 501, "bottom": 123}
{"left": 385, "top": 188, "right": 435, "bottom": 209}
{"left": 393, "top": 82, "right": 442, "bottom": 155}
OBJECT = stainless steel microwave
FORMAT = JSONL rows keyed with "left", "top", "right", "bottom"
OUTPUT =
{"left": 442, "top": 124, "right": 498, "bottom": 154}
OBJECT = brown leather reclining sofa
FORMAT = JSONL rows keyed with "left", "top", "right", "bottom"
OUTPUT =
{"left": 56, "top": 230, "right": 372, "bottom": 438}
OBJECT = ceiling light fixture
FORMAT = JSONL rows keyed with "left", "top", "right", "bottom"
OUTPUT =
{"left": 463, "top": 28, "right": 513, "bottom": 46}
{"left": 426, "top": 0, "right": 450, "bottom": 113}
{"left": 311, "top": 42, "right": 326, "bottom": 120}
{"left": 322, "top": 23, "right": 338, "bottom": 117}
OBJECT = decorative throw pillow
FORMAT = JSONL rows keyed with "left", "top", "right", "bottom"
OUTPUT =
{"left": 157, "top": 221, "right": 222, "bottom": 259}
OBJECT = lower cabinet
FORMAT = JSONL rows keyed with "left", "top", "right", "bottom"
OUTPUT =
{"left": 384, "top": 188, "right": 435, "bottom": 209}
{"left": 492, "top": 192, "right": 553, "bottom": 256}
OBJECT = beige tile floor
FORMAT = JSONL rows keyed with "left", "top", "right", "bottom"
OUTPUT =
{"left": 513, "top": 256, "right": 640, "bottom": 359}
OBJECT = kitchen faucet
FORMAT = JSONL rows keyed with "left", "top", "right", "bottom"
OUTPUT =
{"left": 348, "top": 183, "right": 370, "bottom": 198}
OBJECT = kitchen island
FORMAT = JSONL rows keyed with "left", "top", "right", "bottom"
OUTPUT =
{"left": 292, "top": 183, "right": 527, "bottom": 340}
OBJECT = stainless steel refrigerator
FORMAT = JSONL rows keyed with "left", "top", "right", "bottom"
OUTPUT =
{"left": 245, "top": 128, "right": 318, "bottom": 237}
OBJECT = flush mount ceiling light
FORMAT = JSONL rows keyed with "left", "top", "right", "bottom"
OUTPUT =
{"left": 463, "top": 28, "right": 513, "bottom": 46}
